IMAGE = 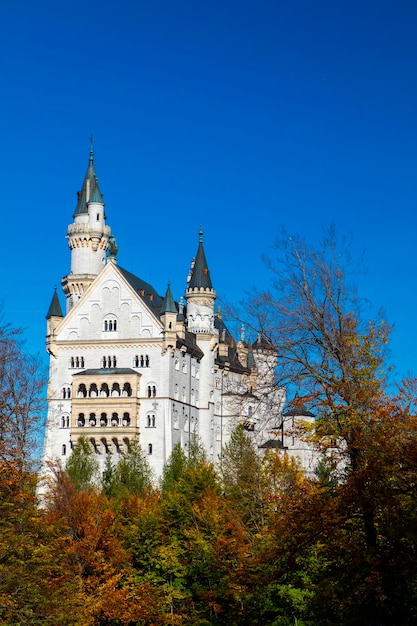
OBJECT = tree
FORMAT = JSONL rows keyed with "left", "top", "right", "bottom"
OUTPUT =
{"left": 240, "top": 227, "right": 417, "bottom": 623}
{"left": 0, "top": 318, "right": 46, "bottom": 468}
{"left": 105, "top": 437, "right": 153, "bottom": 499}
{"left": 65, "top": 436, "right": 99, "bottom": 491}
{"left": 220, "top": 424, "right": 265, "bottom": 533}
{"left": 245, "top": 227, "right": 390, "bottom": 479}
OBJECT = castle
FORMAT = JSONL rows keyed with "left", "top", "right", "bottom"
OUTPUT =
{"left": 40, "top": 147, "right": 317, "bottom": 480}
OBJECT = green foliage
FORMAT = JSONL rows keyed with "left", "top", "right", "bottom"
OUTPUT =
{"left": 108, "top": 437, "right": 153, "bottom": 499}
{"left": 65, "top": 436, "right": 99, "bottom": 491}
{"left": 221, "top": 424, "right": 265, "bottom": 532}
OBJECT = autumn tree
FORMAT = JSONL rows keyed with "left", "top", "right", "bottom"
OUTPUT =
{"left": 239, "top": 227, "right": 417, "bottom": 624}
{"left": 0, "top": 318, "right": 46, "bottom": 468}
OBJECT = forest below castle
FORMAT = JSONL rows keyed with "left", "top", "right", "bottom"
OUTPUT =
{"left": 2, "top": 230, "right": 417, "bottom": 626}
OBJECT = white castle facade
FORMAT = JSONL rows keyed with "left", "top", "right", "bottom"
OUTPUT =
{"left": 40, "top": 148, "right": 318, "bottom": 480}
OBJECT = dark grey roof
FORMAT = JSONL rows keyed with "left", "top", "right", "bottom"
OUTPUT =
{"left": 73, "top": 368, "right": 139, "bottom": 376}
{"left": 252, "top": 333, "right": 275, "bottom": 352}
{"left": 188, "top": 229, "right": 213, "bottom": 290}
{"left": 46, "top": 288, "right": 63, "bottom": 318}
{"left": 74, "top": 147, "right": 104, "bottom": 217}
{"left": 118, "top": 266, "right": 164, "bottom": 313}
{"left": 259, "top": 439, "right": 288, "bottom": 450}
{"left": 214, "top": 315, "right": 250, "bottom": 374}
{"left": 177, "top": 332, "right": 204, "bottom": 360}
{"left": 161, "top": 282, "right": 177, "bottom": 314}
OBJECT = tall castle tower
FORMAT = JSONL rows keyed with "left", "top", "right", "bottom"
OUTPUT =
{"left": 61, "top": 143, "right": 111, "bottom": 312}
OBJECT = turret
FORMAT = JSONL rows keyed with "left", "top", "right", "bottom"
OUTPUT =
{"left": 185, "top": 228, "right": 216, "bottom": 335}
{"left": 61, "top": 143, "right": 111, "bottom": 311}
{"left": 46, "top": 287, "right": 63, "bottom": 356}
{"left": 160, "top": 282, "right": 178, "bottom": 353}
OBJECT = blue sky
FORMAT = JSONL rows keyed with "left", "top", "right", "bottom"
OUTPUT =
{"left": 1, "top": 0, "right": 416, "bottom": 382}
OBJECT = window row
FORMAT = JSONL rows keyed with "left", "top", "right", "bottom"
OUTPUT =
{"left": 62, "top": 439, "right": 153, "bottom": 456}
{"left": 77, "top": 412, "right": 131, "bottom": 427}
{"left": 173, "top": 385, "right": 198, "bottom": 402}
{"left": 69, "top": 356, "right": 85, "bottom": 369}
{"left": 102, "top": 355, "right": 117, "bottom": 368}
{"left": 103, "top": 319, "right": 117, "bottom": 331}
{"left": 134, "top": 354, "right": 150, "bottom": 368}
{"left": 76, "top": 382, "right": 132, "bottom": 398}
{"left": 63, "top": 412, "right": 156, "bottom": 429}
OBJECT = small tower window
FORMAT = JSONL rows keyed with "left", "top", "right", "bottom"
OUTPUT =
{"left": 146, "top": 414, "right": 156, "bottom": 428}
{"left": 148, "top": 443, "right": 153, "bottom": 455}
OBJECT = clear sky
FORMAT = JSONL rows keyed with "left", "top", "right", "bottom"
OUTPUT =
{"left": 1, "top": 0, "right": 416, "bottom": 382}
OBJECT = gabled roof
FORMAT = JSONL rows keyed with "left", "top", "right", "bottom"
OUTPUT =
{"left": 74, "top": 146, "right": 103, "bottom": 217}
{"left": 188, "top": 228, "right": 213, "bottom": 290}
{"left": 118, "top": 266, "right": 164, "bottom": 314}
{"left": 46, "top": 288, "right": 63, "bottom": 318}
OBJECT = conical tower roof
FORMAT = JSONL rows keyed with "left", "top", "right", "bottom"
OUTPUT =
{"left": 161, "top": 282, "right": 177, "bottom": 314}
{"left": 74, "top": 142, "right": 103, "bottom": 216}
{"left": 46, "top": 287, "right": 63, "bottom": 319}
{"left": 188, "top": 228, "right": 213, "bottom": 290}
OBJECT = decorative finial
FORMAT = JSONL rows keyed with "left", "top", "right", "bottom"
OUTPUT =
{"left": 199, "top": 226, "right": 203, "bottom": 243}
{"left": 89, "top": 135, "right": 94, "bottom": 161}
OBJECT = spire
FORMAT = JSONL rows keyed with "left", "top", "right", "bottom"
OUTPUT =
{"left": 188, "top": 227, "right": 213, "bottom": 290}
{"left": 46, "top": 287, "right": 63, "bottom": 319}
{"left": 161, "top": 282, "right": 177, "bottom": 314}
{"left": 74, "top": 140, "right": 102, "bottom": 216}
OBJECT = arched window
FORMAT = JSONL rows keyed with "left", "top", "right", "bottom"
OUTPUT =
{"left": 89, "top": 383, "right": 98, "bottom": 398}
{"left": 62, "top": 444, "right": 66, "bottom": 456}
{"left": 104, "top": 320, "right": 108, "bottom": 331}
{"left": 147, "top": 414, "right": 156, "bottom": 428}
{"left": 100, "top": 413, "right": 108, "bottom": 427}
{"left": 100, "top": 383, "right": 109, "bottom": 397}
{"left": 148, "top": 443, "right": 153, "bottom": 455}
{"left": 174, "top": 384, "right": 179, "bottom": 400}
{"left": 111, "top": 413, "right": 119, "bottom": 426}
{"left": 122, "top": 413, "right": 131, "bottom": 426}
{"left": 77, "top": 384, "right": 87, "bottom": 398}
{"left": 145, "top": 355, "right": 149, "bottom": 367}
{"left": 134, "top": 355, "right": 139, "bottom": 367}
{"left": 89, "top": 413, "right": 96, "bottom": 427}
{"left": 175, "top": 358, "right": 179, "bottom": 370}
{"left": 111, "top": 383, "right": 120, "bottom": 397}
{"left": 112, "top": 356, "right": 117, "bottom": 368}
{"left": 78, "top": 413, "right": 85, "bottom": 427}
{"left": 122, "top": 382, "right": 132, "bottom": 397}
